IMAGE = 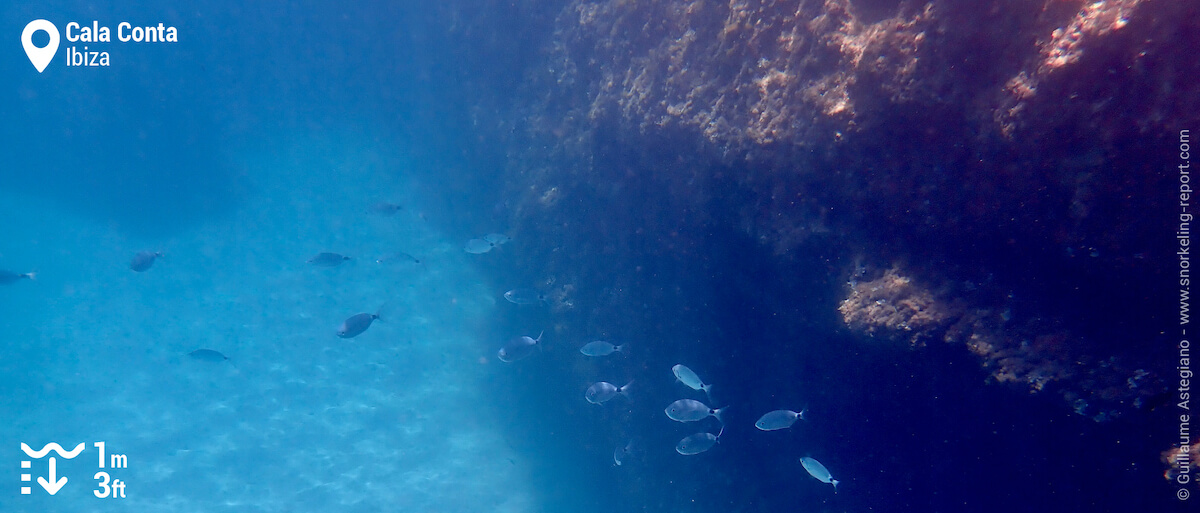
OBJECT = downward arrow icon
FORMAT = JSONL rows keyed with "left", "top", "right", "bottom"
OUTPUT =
{"left": 37, "top": 456, "right": 67, "bottom": 495}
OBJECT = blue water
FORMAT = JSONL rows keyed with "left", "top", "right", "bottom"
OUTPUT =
{"left": 1, "top": 2, "right": 1179, "bottom": 513}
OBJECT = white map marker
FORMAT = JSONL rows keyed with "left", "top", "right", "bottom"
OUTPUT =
{"left": 22, "top": 19, "right": 60, "bottom": 73}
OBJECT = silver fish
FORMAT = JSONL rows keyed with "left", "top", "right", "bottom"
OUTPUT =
{"left": 800, "top": 457, "right": 839, "bottom": 491}
{"left": 338, "top": 310, "right": 381, "bottom": 338}
{"left": 585, "top": 380, "right": 633, "bottom": 404}
{"left": 308, "top": 252, "right": 351, "bottom": 267}
{"left": 483, "top": 233, "right": 512, "bottom": 245}
{"left": 130, "top": 251, "right": 163, "bottom": 272}
{"left": 188, "top": 349, "right": 230, "bottom": 362}
{"left": 503, "top": 288, "right": 545, "bottom": 305}
{"left": 498, "top": 331, "right": 543, "bottom": 362}
{"left": 0, "top": 270, "right": 35, "bottom": 285}
{"left": 755, "top": 409, "right": 806, "bottom": 431}
{"left": 580, "top": 341, "right": 625, "bottom": 356}
{"left": 676, "top": 427, "right": 723, "bottom": 455}
{"left": 367, "top": 202, "right": 403, "bottom": 216}
{"left": 614, "top": 439, "right": 636, "bottom": 466}
{"left": 664, "top": 399, "right": 725, "bottom": 423}
{"left": 672, "top": 364, "right": 713, "bottom": 400}
{"left": 464, "top": 239, "right": 494, "bottom": 254}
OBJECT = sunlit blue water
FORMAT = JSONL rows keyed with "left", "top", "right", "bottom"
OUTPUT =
{"left": 1, "top": 2, "right": 1177, "bottom": 513}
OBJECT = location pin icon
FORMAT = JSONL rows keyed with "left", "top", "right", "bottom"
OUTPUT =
{"left": 22, "top": 19, "right": 60, "bottom": 73}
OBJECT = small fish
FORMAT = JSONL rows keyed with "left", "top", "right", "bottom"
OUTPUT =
{"left": 188, "top": 349, "right": 230, "bottom": 362}
{"left": 376, "top": 252, "right": 421, "bottom": 265}
{"left": 664, "top": 399, "right": 725, "bottom": 423}
{"left": 308, "top": 252, "right": 352, "bottom": 267}
{"left": 464, "top": 238, "right": 494, "bottom": 254}
{"left": 483, "top": 233, "right": 512, "bottom": 245}
{"left": 0, "top": 270, "right": 35, "bottom": 285}
{"left": 614, "top": 439, "right": 636, "bottom": 466}
{"left": 503, "top": 289, "right": 545, "bottom": 305}
{"left": 755, "top": 409, "right": 806, "bottom": 431}
{"left": 672, "top": 364, "right": 713, "bottom": 400}
{"left": 800, "top": 456, "right": 839, "bottom": 492}
{"left": 338, "top": 309, "right": 382, "bottom": 338}
{"left": 498, "top": 331, "right": 543, "bottom": 362}
{"left": 579, "top": 340, "right": 625, "bottom": 356}
{"left": 585, "top": 380, "right": 633, "bottom": 404}
{"left": 676, "top": 426, "right": 724, "bottom": 456}
{"left": 130, "top": 251, "right": 163, "bottom": 272}
{"left": 367, "top": 202, "right": 403, "bottom": 216}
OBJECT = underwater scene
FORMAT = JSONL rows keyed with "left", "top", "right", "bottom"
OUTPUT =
{"left": 2, "top": 1, "right": 1196, "bottom": 512}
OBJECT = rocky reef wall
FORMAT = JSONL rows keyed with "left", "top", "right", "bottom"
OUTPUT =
{"left": 442, "top": 0, "right": 1198, "bottom": 488}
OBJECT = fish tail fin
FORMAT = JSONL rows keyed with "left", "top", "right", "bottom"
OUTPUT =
{"left": 615, "top": 343, "right": 627, "bottom": 353}
{"left": 703, "top": 384, "right": 714, "bottom": 403}
{"left": 800, "top": 405, "right": 809, "bottom": 420}
{"left": 24, "top": 272, "right": 36, "bottom": 280}
{"left": 374, "top": 302, "right": 392, "bottom": 322}
{"left": 714, "top": 405, "right": 729, "bottom": 425}
{"left": 536, "top": 330, "right": 545, "bottom": 343}
{"left": 832, "top": 480, "right": 839, "bottom": 493}
{"left": 716, "top": 424, "right": 725, "bottom": 440}
{"left": 620, "top": 380, "right": 635, "bottom": 396}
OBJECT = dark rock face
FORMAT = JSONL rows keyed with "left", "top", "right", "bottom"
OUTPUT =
{"left": 456, "top": 0, "right": 1196, "bottom": 416}
{"left": 533, "top": 0, "right": 1194, "bottom": 272}
{"left": 443, "top": 0, "right": 1195, "bottom": 498}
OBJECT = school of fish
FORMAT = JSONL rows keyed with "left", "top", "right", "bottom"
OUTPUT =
{"left": 5, "top": 198, "right": 843, "bottom": 497}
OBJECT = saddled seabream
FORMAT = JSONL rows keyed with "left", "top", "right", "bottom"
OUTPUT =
{"left": 672, "top": 364, "right": 713, "bottom": 400}
{"left": 755, "top": 409, "right": 806, "bottom": 431}
{"left": 503, "top": 288, "right": 545, "bottom": 305}
{"left": 464, "top": 238, "right": 494, "bottom": 254}
{"left": 585, "top": 380, "right": 633, "bottom": 404}
{"left": 664, "top": 399, "right": 725, "bottom": 423}
{"left": 484, "top": 233, "right": 512, "bottom": 245}
{"left": 498, "top": 331, "right": 543, "bottom": 362}
{"left": 0, "top": 270, "right": 35, "bottom": 285}
{"left": 130, "top": 251, "right": 163, "bottom": 272}
{"left": 614, "top": 439, "right": 636, "bottom": 466}
{"left": 187, "top": 348, "right": 239, "bottom": 370}
{"left": 338, "top": 308, "right": 383, "bottom": 338}
{"left": 800, "top": 456, "right": 839, "bottom": 492}
{"left": 676, "top": 426, "right": 724, "bottom": 455}
{"left": 580, "top": 340, "right": 625, "bottom": 356}
{"left": 188, "top": 349, "right": 230, "bottom": 362}
{"left": 308, "top": 252, "right": 352, "bottom": 267}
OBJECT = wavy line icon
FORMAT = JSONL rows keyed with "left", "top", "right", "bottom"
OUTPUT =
{"left": 21, "top": 442, "right": 85, "bottom": 459}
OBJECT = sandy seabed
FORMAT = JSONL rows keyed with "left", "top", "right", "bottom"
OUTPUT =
{"left": 0, "top": 138, "right": 530, "bottom": 513}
